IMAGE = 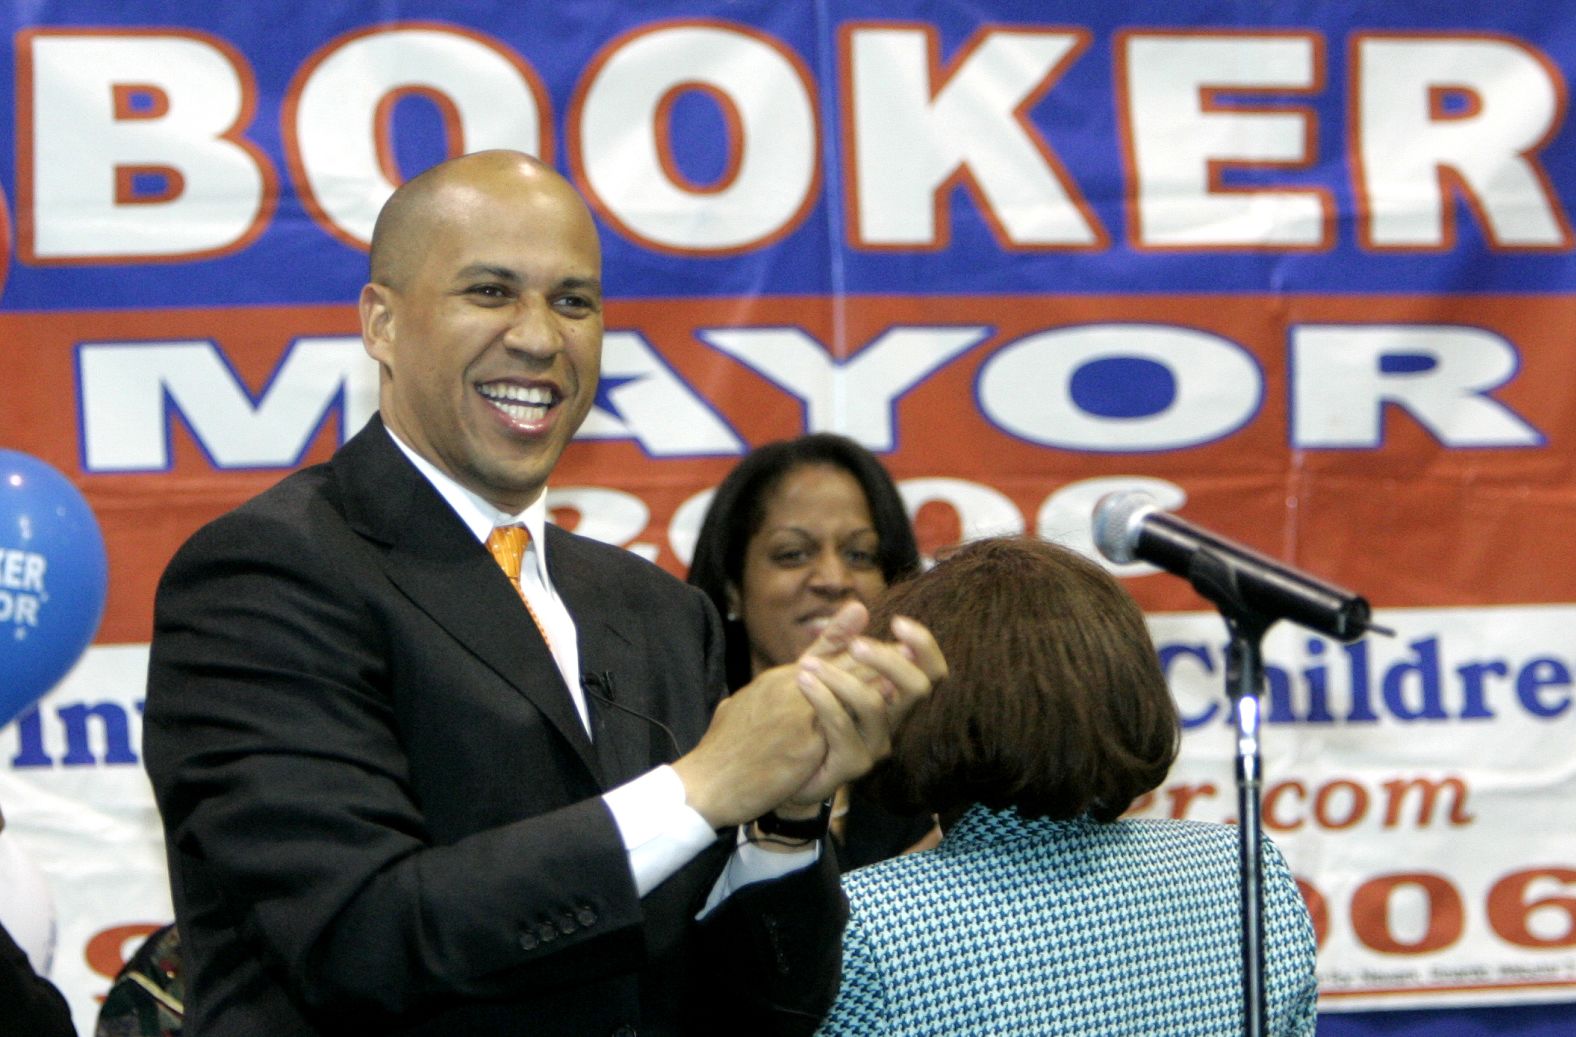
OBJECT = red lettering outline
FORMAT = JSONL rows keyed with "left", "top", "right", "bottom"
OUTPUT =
{"left": 1115, "top": 29, "right": 1333, "bottom": 254}
{"left": 841, "top": 22, "right": 1105, "bottom": 254}
{"left": 281, "top": 21, "right": 551, "bottom": 254}
{"left": 1350, "top": 31, "right": 1573, "bottom": 254}
{"left": 568, "top": 18, "right": 820, "bottom": 258}
{"left": 16, "top": 28, "right": 277, "bottom": 266}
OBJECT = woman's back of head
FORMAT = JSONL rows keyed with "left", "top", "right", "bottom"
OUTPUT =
{"left": 868, "top": 535, "right": 1179, "bottom": 823}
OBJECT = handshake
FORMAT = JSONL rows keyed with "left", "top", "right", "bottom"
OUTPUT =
{"left": 672, "top": 601, "right": 946, "bottom": 833}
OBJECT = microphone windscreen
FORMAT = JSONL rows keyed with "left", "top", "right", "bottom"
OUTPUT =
{"left": 1091, "top": 490, "right": 1158, "bottom": 564}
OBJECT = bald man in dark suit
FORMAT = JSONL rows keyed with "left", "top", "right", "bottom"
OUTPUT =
{"left": 144, "top": 151, "right": 943, "bottom": 1037}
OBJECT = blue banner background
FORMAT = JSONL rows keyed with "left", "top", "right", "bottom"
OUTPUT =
{"left": 2, "top": 3, "right": 1573, "bottom": 1032}
{"left": 0, "top": 0, "right": 1570, "bottom": 313}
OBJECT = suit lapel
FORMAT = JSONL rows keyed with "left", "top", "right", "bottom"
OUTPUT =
{"left": 548, "top": 527, "right": 656, "bottom": 785}
{"left": 332, "top": 417, "right": 600, "bottom": 783}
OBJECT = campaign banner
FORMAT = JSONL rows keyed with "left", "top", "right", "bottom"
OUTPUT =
{"left": 1140, "top": 606, "right": 1576, "bottom": 1010}
{"left": 0, "top": 1, "right": 1572, "bottom": 1031}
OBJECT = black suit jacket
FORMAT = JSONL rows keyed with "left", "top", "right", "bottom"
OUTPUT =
{"left": 143, "top": 415, "right": 845, "bottom": 1037}
{"left": 0, "top": 921, "right": 74, "bottom": 1037}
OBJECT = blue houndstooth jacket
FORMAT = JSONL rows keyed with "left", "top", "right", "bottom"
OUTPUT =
{"left": 816, "top": 805, "right": 1318, "bottom": 1036}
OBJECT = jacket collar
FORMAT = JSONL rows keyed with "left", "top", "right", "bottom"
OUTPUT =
{"left": 331, "top": 415, "right": 601, "bottom": 782}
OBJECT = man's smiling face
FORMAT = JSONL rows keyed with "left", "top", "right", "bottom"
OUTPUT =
{"left": 361, "top": 152, "right": 604, "bottom": 513}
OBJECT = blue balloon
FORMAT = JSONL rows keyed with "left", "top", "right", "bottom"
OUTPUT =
{"left": 0, "top": 450, "right": 108, "bottom": 727}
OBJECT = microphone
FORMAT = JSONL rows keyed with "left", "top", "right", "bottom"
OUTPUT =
{"left": 582, "top": 671, "right": 680, "bottom": 757}
{"left": 1091, "top": 490, "right": 1390, "bottom": 642}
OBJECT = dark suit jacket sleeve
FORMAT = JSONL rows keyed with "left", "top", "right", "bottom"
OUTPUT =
{"left": 146, "top": 477, "right": 847, "bottom": 1032}
{"left": 0, "top": 921, "right": 75, "bottom": 1037}
{"left": 144, "top": 504, "right": 650, "bottom": 1023}
{"left": 696, "top": 841, "right": 848, "bottom": 1036}
{"left": 564, "top": 526, "right": 848, "bottom": 1035}
{"left": 809, "top": 894, "right": 884, "bottom": 1037}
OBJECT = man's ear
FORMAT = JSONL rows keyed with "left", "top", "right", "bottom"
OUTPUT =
{"left": 360, "top": 282, "right": 395, "bottom": 368}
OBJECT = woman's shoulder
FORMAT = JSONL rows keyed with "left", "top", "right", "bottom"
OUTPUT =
{"left": 937, "top": 804, "right": 1245, "bottom": 852}
{"left": 841, "top": 808, "right": 1299, "bottom": 895}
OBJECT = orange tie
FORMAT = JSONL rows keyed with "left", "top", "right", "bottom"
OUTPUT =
{"left": 486, "top": 525, "right": 553, "bottom": 650}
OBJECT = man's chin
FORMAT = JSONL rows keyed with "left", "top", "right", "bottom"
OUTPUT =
{"left": 461, "top": 459, "right": 558, "bottom": 514}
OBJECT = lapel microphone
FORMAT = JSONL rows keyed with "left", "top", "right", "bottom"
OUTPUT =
{"left": 582, "top": 671, "right": 680, "bottom": 758}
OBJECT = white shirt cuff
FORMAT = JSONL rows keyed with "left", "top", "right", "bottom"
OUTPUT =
{"left": 603, "top": 766, "right": 821, "bottom": 913}
{"left": 698, "top": 823, "right": 820, "bottom": 919}
{"left": 603, "top": 765, "right": 718, "bottom": 897}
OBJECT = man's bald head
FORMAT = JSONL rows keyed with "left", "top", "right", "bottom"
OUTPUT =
{"left": 357, "top": 147, "right": 604, "bottom": 513}
{"left": 367, "top": 150, "right": 578, "bottom": 290}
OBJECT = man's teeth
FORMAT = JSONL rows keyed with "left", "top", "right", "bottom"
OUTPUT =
{"left": 479, "top": 384, "right": 553, "bottom": 421}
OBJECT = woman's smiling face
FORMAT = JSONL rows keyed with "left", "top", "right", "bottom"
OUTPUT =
{"left": 731, "top": 463, "right": 888, "bottom": 676}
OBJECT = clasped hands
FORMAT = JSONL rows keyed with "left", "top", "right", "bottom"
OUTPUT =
{"left": 673, "top": 602, "right": 946, "bottom": 833}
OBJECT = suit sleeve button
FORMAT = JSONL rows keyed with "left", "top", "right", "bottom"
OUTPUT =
{"left": 576, "top": 905, "right": 598, "bottom": 927}
{"left": 556, "top": 914, "right": 577, "bottom": 935}
{"left": 518, "top": 930, "right": 539, "bottom": 951}
{"left": 536, "top": 921, "right": 558, "bottom": 943}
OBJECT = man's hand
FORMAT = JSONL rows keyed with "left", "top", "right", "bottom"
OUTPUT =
{"left": 786, "top": 601, "right": 946, "bottom": 808}
{"left": 670, "top": 663, "right": 828, "bottom": 830}
{"left": 669, "top": 601, "right": 946, "bottom": 831}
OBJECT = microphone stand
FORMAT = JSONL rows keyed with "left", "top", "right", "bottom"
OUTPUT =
{"left": 1188, "top": 550, "right": 1272, "bottom": 1037}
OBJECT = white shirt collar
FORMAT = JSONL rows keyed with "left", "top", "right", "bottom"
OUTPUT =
{"left": 385, "top": 426, "right": 552, "bottom": 585}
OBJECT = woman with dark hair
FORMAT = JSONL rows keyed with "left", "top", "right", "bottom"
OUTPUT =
{"left": 815, "top": 536, "right": 1318, "bottom": 1036}
{"left": 687, "top": 433, "right": 935, "bottom": 869}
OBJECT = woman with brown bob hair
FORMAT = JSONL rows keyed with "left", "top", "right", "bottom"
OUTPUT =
{"left": 816, "top": 536, "right": 1318, "bottom": 1036}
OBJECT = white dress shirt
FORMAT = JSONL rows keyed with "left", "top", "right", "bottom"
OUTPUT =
{"left": 387, "top": 429, "right": 814, "bottom": 904}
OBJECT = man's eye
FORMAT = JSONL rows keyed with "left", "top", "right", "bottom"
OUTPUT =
{"left": 469, "top": 284, "right": 509, "bottom": 300}
{"left": 556, "top": 294, "right": 597, "bottom": 313}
